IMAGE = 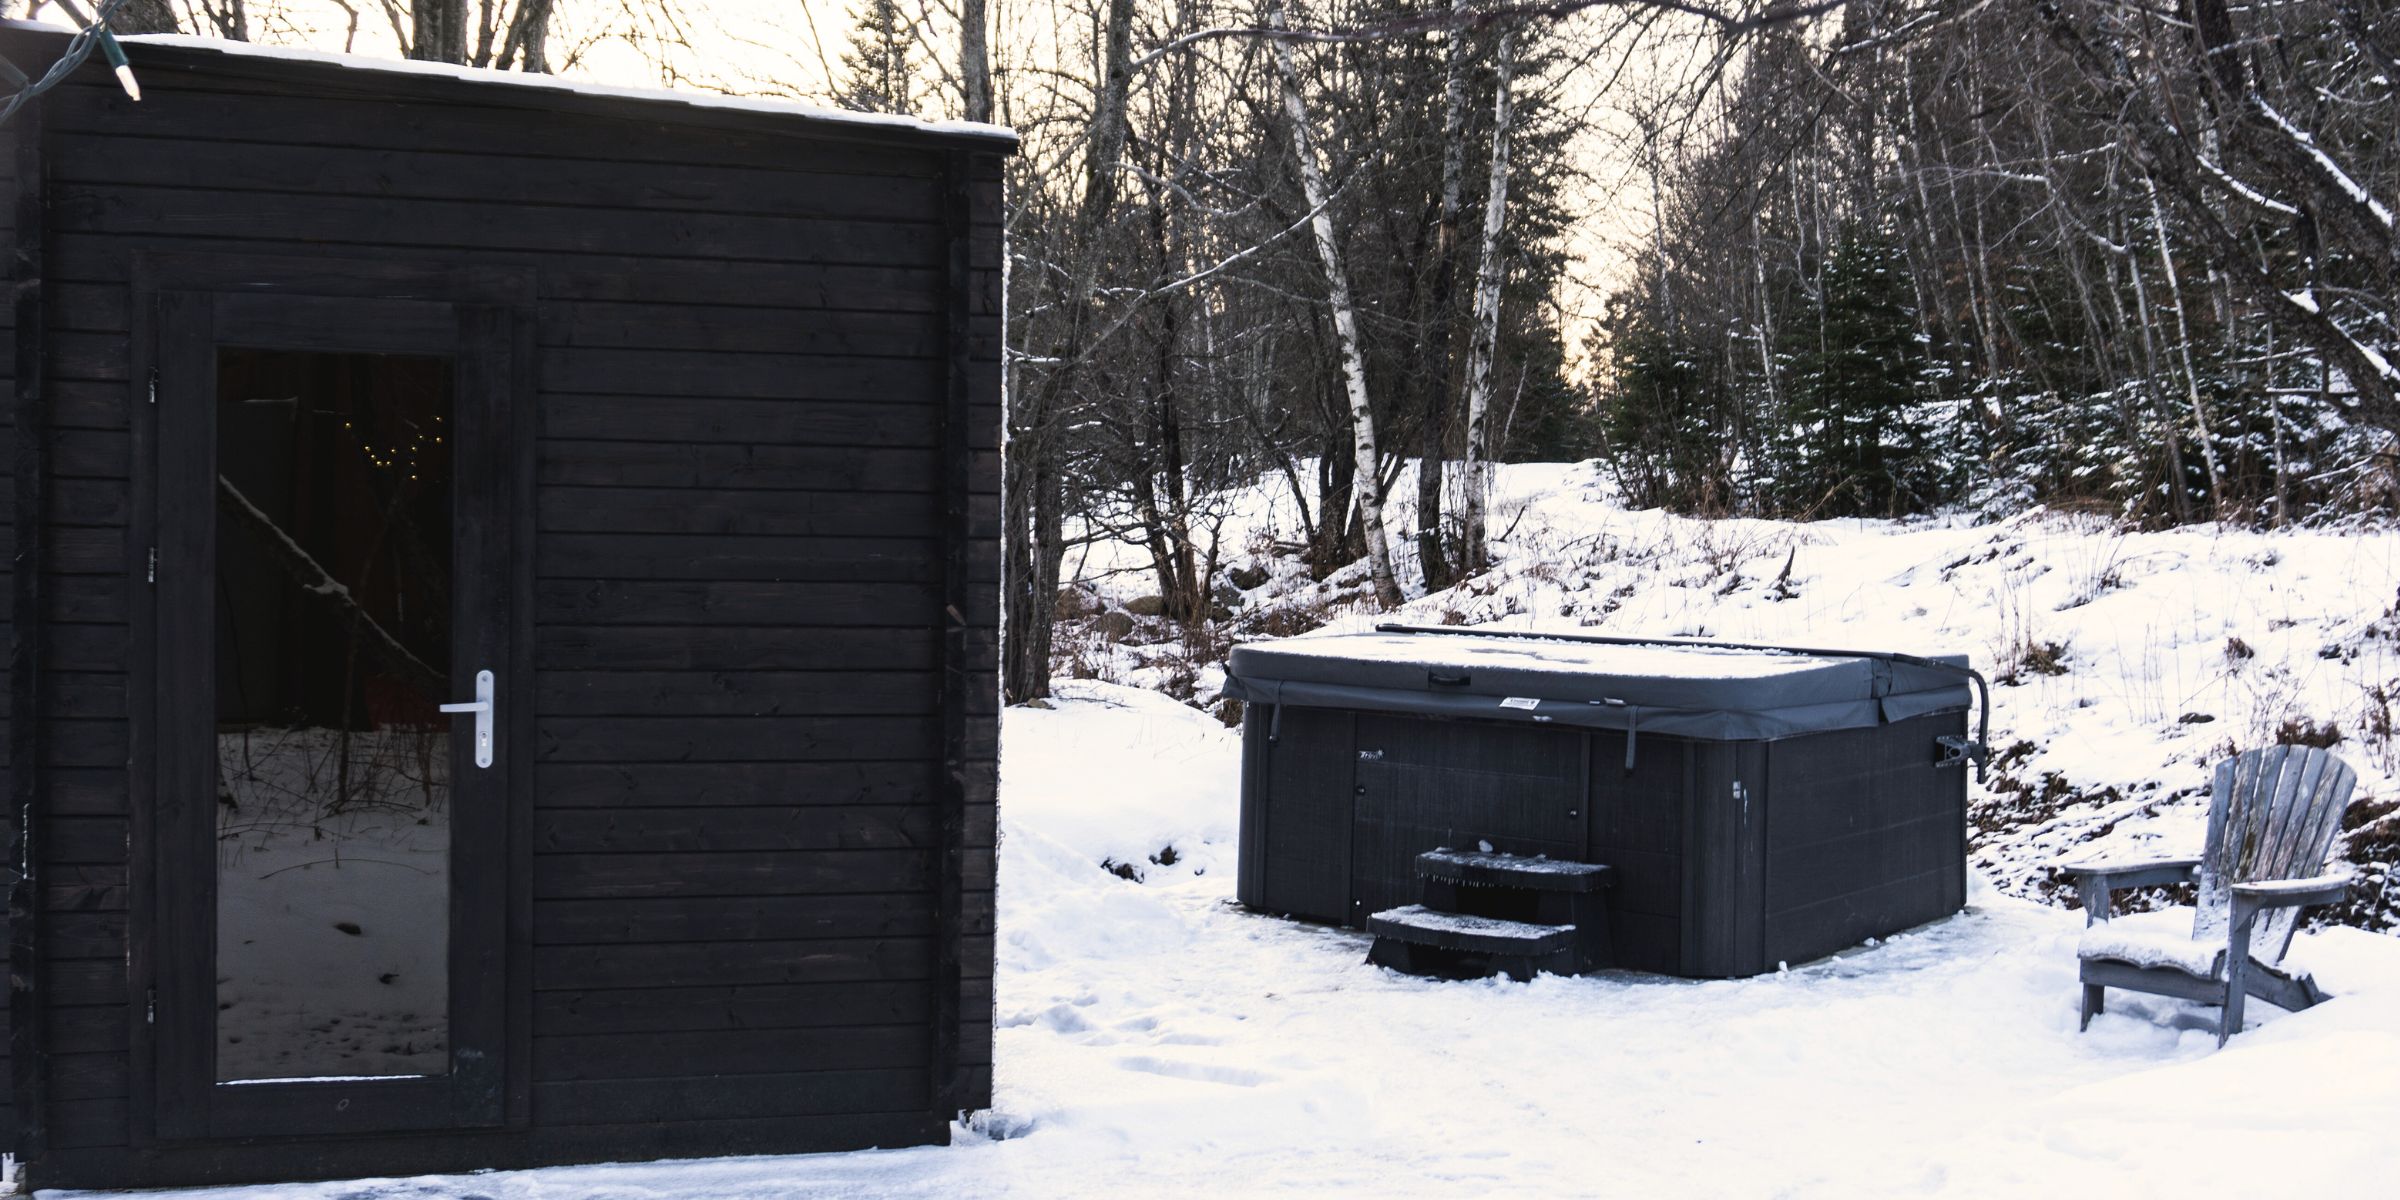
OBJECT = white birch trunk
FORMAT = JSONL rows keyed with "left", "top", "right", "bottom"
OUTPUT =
{"left": 1413, "top": 0, "right": 1475, "bottom": 590}
{"left": 1459, "top": 28, "right": 1517, "bottom": 573}
{"left": 1436, "top": 3, "right": 1473, "bottom": 235}
{"left": 2145, "top": 176, "right": 2226, "bottom": 513}
{"left": 1270, "top": 1, "right": 1402, "bottom": 607}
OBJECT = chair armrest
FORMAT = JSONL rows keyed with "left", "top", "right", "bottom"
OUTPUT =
{"left": 2226, "top": 871, "right": 2353, "bottom": 974}
{"left": 2058, "top": 857, "right": 2199, "bottom": 923}
{"left": 2231, "top": 871, "right": 2353, "bottom": 911}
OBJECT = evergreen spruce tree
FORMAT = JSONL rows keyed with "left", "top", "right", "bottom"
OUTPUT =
{"left": 1774, "top": 231, "right": 1945, "bottom": 517}
{"left": 1596, "top": 290, "right": 1742, "bottom": 513}
{"left": 1497, "top": 328, "right": 1598, "bottom": 463}
{"left": 836, "top": 0, "right": 921, "bottom": 116}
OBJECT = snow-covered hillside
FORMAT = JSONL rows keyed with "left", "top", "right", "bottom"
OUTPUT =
{"left": 1058, "top": 461, "right": 2400, "bottom": 929}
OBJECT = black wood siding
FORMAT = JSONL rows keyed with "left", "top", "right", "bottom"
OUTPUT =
{"left": 1, "top": 117, "right": 28, "bottom": 1152}
{"left": 3, "top": 37, "right": 1004, "bottom": 1187}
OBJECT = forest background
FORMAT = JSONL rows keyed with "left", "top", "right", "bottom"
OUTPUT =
{"left": 23, "top": 0, "right": 2400, "bottom": 703}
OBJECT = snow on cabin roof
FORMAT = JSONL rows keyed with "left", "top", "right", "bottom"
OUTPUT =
{"left": 106, "top": 30, "right": 1017, "bottom": 146}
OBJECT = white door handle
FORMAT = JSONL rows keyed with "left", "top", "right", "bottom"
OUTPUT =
{"left": 439, "top": 669, "right": 496, "bottom": 768}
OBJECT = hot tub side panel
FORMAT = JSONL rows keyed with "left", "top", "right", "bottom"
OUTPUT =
{"left": 1676, "top": 740, "right": 1771, "bottom": 978}
{"left": 1235, "top": 704, "right": 1270, "bottom": 911}
{"left": 1347, "top": 714, "right": 1586, "bottom": 926}
{"left": 1238, "top": 705, "right": 1355, "bottom": 924}
{"left": 1582, "top": 729, "right": 1687, "bottom": 975}
{"left": 1759, "top": 713, "right": 1970, "bottom": 969}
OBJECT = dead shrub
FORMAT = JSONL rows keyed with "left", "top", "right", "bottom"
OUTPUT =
{"left": 2275, "top": 716, "right": 2344, "bottom": 748}
{"left": 1997, "top": 640, "right": 2071, "bottom": 685}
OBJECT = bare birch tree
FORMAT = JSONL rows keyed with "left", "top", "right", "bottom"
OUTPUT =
{"left": 1268, "top": 0, "right": 1403, "bottom": 608}
{"left": 1457, "top": 24, "right": 1516, "bottom": 573}
{"left": 1413, "top": 0, "right": 1477, "bottom": 591}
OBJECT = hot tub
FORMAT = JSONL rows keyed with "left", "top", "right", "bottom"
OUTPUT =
{"left": 1221, "top": 625, "right": 1985, "bottom": 978}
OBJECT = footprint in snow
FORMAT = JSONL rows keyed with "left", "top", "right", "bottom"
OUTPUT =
{"left": 1115, "top": 1055, "right": 1277, "bottom": 1087}
{"left": 1001, "top": 1003, "right": 1096, "bottom": 1035}
{"left": 1150, "top": 1031, "right": 1227, "bottom": 1047}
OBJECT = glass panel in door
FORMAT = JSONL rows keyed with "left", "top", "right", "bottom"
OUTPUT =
{"left": 211, "top": 348, "right": 455, "bottom": 1084}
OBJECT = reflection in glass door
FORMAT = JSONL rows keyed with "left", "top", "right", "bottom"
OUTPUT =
{"left": 211, "top": 349, "right": 455, "bottom": 1084}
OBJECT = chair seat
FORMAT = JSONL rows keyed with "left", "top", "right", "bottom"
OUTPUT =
{"left": 2077, "top": 907, "right": 2226, "bottom": 979}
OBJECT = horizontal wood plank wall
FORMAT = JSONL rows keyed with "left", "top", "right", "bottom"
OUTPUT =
{"left": 22, "top": 58, "right": 1005, "bottom": 1182}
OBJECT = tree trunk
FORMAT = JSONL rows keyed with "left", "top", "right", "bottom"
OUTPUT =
{"left": 2145, "top": 175, "right": 2226, "bottom": 516}
{"left": 217, "top": 477, "right": 446, "bottom": 698}
{"left": 2120, "top": 206, "right": 2193, "bottom": 524}
{"left": 106, "top": 0, "right": 179, "bottom": 32}
{"left": 961, "top": 0, "right": 993, "bottom": 124}
{"left": 1271, "top": 0, "right": 1402, "bottom": 608}
{"left": 1003, "top": 0, "right": 1136, "bottom": 703}
{"left": 411, "top": 0, "right": 470, "bottom": 64}
{"left": 1139, "top": 193, "right": 1200, "bottom": 622}
{"left": 1459, "top": 29, "right": 1517, "bottom": 573}
{"left": 496, "top": 0, "right": 555, "bottom": 72}
{"left": 1316, "top": 414, "right": 1360, "bottom": 566}
{"left": 1415, "top": 0, "right": 1475, "bottom": 593}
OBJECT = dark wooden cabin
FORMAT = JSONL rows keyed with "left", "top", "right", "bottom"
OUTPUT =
{"left": 0, "top": 24, "right": 1008, "bottom": 1190}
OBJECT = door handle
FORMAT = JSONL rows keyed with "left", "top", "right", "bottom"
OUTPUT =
{"left": 439, "top": 669, "right": 496, "bottom": 769}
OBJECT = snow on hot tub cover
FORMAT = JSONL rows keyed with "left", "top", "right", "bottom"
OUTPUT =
{"left": 1222, "top": 630, "right": 1973, "bottom": 741}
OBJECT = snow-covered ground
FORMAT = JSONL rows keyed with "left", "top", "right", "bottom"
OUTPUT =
{"left": 81, "top": 681, "right": 2400, "bottom": 1199}
{"left": 59, "top": 463, "right": 2400, "bottom": 1198}
{"left": 968, "top": 685, "right": 2400, "bottom": 1198}
{"left": 214, "top": 727, "right": 451, "bottom": 1082}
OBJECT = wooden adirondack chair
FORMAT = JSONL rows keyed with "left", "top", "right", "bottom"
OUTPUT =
{"left": 2061, "top": 746, "right": 2357, "bottom": 1046}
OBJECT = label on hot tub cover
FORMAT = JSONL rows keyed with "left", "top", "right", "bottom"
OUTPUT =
{"left": 1499, "top": 697, "right": 1541, "bottom": 711}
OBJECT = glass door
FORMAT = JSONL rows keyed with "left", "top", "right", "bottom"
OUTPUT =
{"left": 152, "top": 290, "right": 515, "bottom": 1141}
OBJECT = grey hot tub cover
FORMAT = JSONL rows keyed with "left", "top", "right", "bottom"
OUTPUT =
{"left": 1223, "top": 625, "right": 1976, "bottom": 744}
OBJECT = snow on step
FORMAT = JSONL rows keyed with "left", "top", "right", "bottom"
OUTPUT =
{"left": 1368, "top": 905, "right": 1575, "bottom": 954}
{"left": 1418, "top": 848, "right": 1612, "bottom": 891}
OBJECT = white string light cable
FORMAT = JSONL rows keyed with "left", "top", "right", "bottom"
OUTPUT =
{"left": 0, "top": 0, "right": 142, "bottom": 128}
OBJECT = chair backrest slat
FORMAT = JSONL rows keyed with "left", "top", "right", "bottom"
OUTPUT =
{"left": 2293, "top": 757, "right": 2359, "bottom": 894}
{"left": 2259, "top": 750, "right": 2323, "bottom": 872}
{"left": 2242, "top": 746, "right": 2289, "bottom": 872}
{"left": 2193, "top": 746, "right": 2356, "bottom": 964}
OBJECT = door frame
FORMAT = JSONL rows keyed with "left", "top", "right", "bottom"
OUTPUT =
{"left": 125, "top": 255, "right": 535, "bottom": 1145}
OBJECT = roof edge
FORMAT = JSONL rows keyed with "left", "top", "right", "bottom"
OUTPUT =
{"left": 0, "top": 21, "right": 1019, "bottom": 149}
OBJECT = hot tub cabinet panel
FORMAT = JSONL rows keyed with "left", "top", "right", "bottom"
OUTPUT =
{"left": 1350, "top": 714, "right": 1588, "bottom": 925}
{"left": 1229, "top": 630, "right": 1975, "bottom": 979}
{"left": 1240, "top": 705, "right": 1356, "bottom": 923}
